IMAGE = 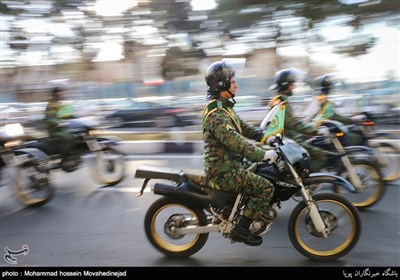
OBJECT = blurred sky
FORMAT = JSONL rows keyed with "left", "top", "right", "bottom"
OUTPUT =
{"left": 92, "top": 0, "right": 399, "bottom": 82}
{"left": 1, "top": 0, "right": 399, "bottom": 82}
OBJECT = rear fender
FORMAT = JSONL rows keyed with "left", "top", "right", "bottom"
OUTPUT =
{"left": 303, "top": 172, "right": 356, "bottom": 193}
{"left": 153, "top": 182, "right": 211, "bottom": 209}
{"left": 135, "top": 165, "right": 186, "bottom": 196}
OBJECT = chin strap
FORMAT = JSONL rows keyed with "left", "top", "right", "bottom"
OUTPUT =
{"left": 227, "top": 90, "right": 236, "bottom": 104}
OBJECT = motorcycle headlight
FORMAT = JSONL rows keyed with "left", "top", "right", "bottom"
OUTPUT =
{"left": 89, "top": 129, "right": 100, "bottom": 136}
{"left": 5, "top": 139, "right": 22, "bottom": 148}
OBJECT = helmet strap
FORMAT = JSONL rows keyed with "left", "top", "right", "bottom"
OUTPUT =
{"left": 227, "top": 90, "right": 236, "bottom": 104}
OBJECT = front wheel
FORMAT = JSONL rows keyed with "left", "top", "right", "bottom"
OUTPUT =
{"left": 90, "top": 148, "right": 125, "bottom": 186}
{"left": 288, "top": 193, "right": 361, "bottom": 262}
{"left": 11, "top": 161, "right": 54, "bottom": 207}
{"left": 371, "top": 142, "right": 400, "bottom": 182}
{"left": 336, "top": 158, "right": 385, "bottom": 210}
{"left": 144, "top": 197, "right": 209, "bottom": 258}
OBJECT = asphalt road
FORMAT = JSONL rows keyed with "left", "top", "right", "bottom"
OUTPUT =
{"left": 1, "top": 155, "right": 399, "bottom": 268}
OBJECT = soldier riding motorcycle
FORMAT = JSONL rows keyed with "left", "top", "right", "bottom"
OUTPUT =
{"left": 302, "top": 73, "right": 399, "bottom": 182}
{"left": 25, "top": 116, "right": 126, "bottom": 186}
{"left": 23, "top": 81, "right": 124, "bottom": 186}
{"left": 135, "top": 60, "right": 361, "bottom": 261}
{"left": 135, "top": 134, "right": 361, "bottom": 261}
{"left": 261, "top": 70, "right": 384, "bottom": 210}
{"left": 0, "top": 123, "right": 53, "bottom": 207}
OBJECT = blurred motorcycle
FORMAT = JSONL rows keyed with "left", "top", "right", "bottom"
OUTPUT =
{"left": 25, "top": 117, "right": 125, "bottom": 186}
{"left": 303, "top": 94, "right": 399, "bottom": 182}
{"left": 260, "top": 102, "right": 384, "bottom": 210}
{"left": 135, "top": 135, "right": 361, "bottom": 262}
{"left": 338, "top": 113, "right": 400, "bottom": 182}
{"left": 0, "top": 123, "right": 53, "bottom": 207}
{"left": 308, "top": 120, "right": 385, "bottom": 210}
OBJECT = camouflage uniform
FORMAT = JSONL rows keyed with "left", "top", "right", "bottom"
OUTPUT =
{"left": 272, "top": 94, "right": 333, "bottom": 171}
{"left": 315, "top": 95, "right": 355, "bottom": 125}
{"left": 44, "top": 98, "right": 74, "bottom": 156}
{"left": 316, "top": 96, "right": 363, "bottom": 146}
{"left": 202, "top": 97, "right": 274, "bottom": 220}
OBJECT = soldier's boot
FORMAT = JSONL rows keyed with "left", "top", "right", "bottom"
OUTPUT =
{"left": 230, "top": 216, "right": 262, "bottom": 246}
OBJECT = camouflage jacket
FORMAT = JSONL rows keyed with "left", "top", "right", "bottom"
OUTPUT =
{"left": 317, "top": 96, "right": 355, "bottom": 125}
{"left": 44, "top": 98, "right": 62, "bottom": 133}
{"left": 202, "top": 97, "right": 266, "bottom": 178}
{"left": 272, "top": 94, "right": 319, "bottom": 142}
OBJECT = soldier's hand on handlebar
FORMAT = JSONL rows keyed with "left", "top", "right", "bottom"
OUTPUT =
{"left": 317, "top": 126, "right": 330, "bottom": 137}
{"left": 263, "top": 150, "right": 278, "bottom": 164}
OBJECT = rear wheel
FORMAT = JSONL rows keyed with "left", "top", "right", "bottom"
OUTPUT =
{"left": 11, "top": 161, "right": 54, "bottom": 207}
{"left": 144, "top": 197, "right": 209, "bottom": 258}
{"left": 288, "top": 193, "right": 361, "bottom": 262}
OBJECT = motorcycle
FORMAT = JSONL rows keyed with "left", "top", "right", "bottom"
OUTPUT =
{"left": 309, "top": 120, "right": 385, "bottom": 210}
{"left": 260, "top": 101, "right": 385, "bottom": 210}
{"left": 25, "top": 117, "right": 125, "bottom": 186}
{"left": 135, "top": 135, "right": 361, "bottom": 261}
{"left": 0, "top": 123, "right": 54, "bottom": 207}
{"left": 340, "top": 113, "right": 400, "bottom": 182}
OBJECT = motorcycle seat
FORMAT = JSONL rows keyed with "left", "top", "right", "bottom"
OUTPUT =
{"left": 135, "top": 165, "right": 185, "bottom": 183}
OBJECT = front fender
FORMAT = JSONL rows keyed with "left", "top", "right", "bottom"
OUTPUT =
{"left": 96, "top": 136, "right": 122, "bottom": 143}
{"left": 14, "top": 148, "right": 49, "bottom": 161}
{"left": 345, "top": 145, "right": 377, "bottom": 156}
{"left": 96, "top": 137, "right": 125, "bottom": 154}
{"left": 303, "top": 172, "right": 356, "bottom": 193}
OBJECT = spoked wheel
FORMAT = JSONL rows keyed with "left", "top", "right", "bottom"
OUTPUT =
{"left": 371, "top": 142, "right": 400, "bottom": 182}
{"left": 11, "top": 161, "right": 54, "bottom": 207}
{"left": 144, "top": 197, "right": 209, "bottom": 258}
{"left": 335, "top": 159, "right": 385, "bottom": 210}
{"left": 90, "top": 148, "right": 125, "bottom": 186}
{"left": 288, "top": 193, "right": 361, "bottom": 262}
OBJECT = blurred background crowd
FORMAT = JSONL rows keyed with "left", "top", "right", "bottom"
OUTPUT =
{"left": 1, "top": 0, "right": 399, "bottom": 130}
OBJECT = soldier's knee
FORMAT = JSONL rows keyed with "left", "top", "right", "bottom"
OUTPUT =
{"left": 261, "top": 182, "right": 274, "bottom": 199}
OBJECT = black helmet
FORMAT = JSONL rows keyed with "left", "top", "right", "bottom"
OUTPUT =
{"left": 205, "top": 61, "right": 235, "bottom": 98}
{"left": 314, "top": 74, "right": 334, "bottom": 94}
{"left": 272, "top": 69, "right": 298, "bottom": 91}
{"left": 51, "top": 86, "right": 66, "bottom": 97}
{"left": 48, "top": 79, "right": 69, "bottom": 97}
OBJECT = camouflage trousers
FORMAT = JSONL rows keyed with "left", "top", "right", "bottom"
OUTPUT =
{"left": 208, "top": 167, "right": 274, "bottom": 220}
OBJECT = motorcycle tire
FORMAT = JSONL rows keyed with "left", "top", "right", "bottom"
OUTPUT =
{"left": 335, "top": 158, "right": 385, "bottom": 210}
{"left": 90, "top": 148, "right": 125, "bottom": 186}
{"left": 11, "top": 160, "right": 54, "bottom": 207}
{"left": 144, "top": 196, "right": 209, "bottom": 258}
{"left": 288, "top": 192, "right": 361, "bottom": 262}
{"left": 370, "top": 141, "right": 400, "bottom": 182}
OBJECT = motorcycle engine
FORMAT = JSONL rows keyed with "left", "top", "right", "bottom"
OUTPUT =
{"left": 60, "top": 155, "right": 81, "bottom": 172}
{"left": 250, "top": 206, "right": 277, "bottom": 236}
